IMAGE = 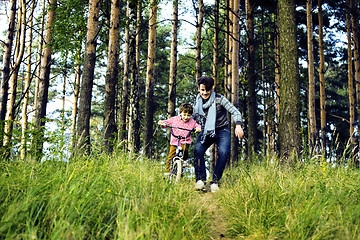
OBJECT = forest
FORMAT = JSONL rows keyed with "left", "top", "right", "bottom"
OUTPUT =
{"left": 0, "top": 0, "right": 359, "bottom": 165}
{"left": 3, "top": 0, "right": 360, "bottom": 238}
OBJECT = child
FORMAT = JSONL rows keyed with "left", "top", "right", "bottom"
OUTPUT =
{"left": 158, "top": 103, "right": 201, "bottom": 172}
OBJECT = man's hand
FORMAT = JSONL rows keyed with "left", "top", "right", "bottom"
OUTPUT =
{"left": 195, "top": 127, "right": 202, "bottom": 133}
{"left": 235, "top": 125, "right": 244, "bottom": 139}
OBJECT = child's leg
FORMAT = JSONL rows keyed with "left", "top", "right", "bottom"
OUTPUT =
{"left": 166, "top": 145, "right": 176, "bottom": 172}
{"left": 181, "top": 144, "right": 190, "bottom": 160}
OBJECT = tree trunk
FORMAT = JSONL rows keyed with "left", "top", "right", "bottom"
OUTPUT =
{"left": 346, "top": 0, "right": 356, "bottom": 146}
{"left": 195, "top": 0, "right": 204, "bottom": 81}
{"left": 21, "top": 0, "right": 35, "bottom": 160}
{"left": 275, "top": 7, "right": 281, "bottom": 155}
{"left": 3, "top": 0, "right": 27, "bottom": 156}
{"left": 168, "top": 0, "right": 178, "bottom": 118}
{"left": 307, "top": 0, "right": 317, "bottom": 154}
{"left": 127, "top": 0, "right": 141, "bottom": 154}
{"left": 0, "top": 0, "right": 16, "bottom": 149}
{"left": 230, "top": 0, "right": 240, "bottom": 165}
{"left": 226, "top": 0, "right": 232, "bottom": 100}
{"left": 261, "top": 6, "right": 267, "bottom": 155}
{"left": 350, "top": 0, "right": 360, "bottom": 157}
{"left": 32, "top": 0, "right": 57, "bottom": 160}
{"left": 278, "top": 0, "right": 301, "bottom": 164}
{"left": 103, "top": 0, "right": 120, "bottom": 153}
{"left": 213, "top": 0, "right": 219, "bottom": 87}
{"left": 246, "top": 0, "right": 257, "bottom": 161}
{"left": 70, "top": 57, "right": 81, "bottom": 149}
{"left": 144, "top": 0, "right": 158, "bottom": 158}
{"left": 318, "top": 0, "right": 326, "bottom": 156}
{"left": 119, "top": 2, "right": 130, "bottom": 142}
{"left": 76, "top": 0, "right": 101, "bottom": 154}
{"left": 33, "top": 0, "right": 47, "bottom": 117}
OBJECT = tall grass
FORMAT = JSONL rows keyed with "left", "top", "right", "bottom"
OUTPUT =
{"left": 2, "top": 150, "right": 360, "bottom": 239}
{"left": 219, "top": 160, "right": 360, "bottom": 239}
{"left": 0, "top": 151, "right": 211, "bottom": 239}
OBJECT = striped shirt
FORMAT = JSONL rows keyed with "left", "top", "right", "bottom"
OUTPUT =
{"left": 198, "top": 93, "right": 243, "bottom": 129}
{"left": 163, "top": 116, "right": 201, "bottom": 146}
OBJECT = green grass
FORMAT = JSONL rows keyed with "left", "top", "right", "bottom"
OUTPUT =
{"left": 0, "top": 151, "right": 210, "bottom": 239}
{"left": 219, "top": 160, "right": 360, "bottom": 239}
{"left": 1, "top": 152, "right": 360, "bottom": 239}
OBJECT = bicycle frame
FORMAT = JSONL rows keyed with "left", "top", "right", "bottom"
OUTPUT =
{"left": 165, "top": 124, "right": 194, "bottom": 182}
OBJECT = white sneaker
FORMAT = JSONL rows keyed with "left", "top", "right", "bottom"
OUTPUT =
{"left": 194, "top": 180, "right": 205, "bottom": 190}
{"left": 210, "top": 183, "right": 219, "bottom": 193}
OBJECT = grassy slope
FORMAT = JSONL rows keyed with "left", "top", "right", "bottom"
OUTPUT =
{"left": 219, "top": 161, "right": 360, "bottom": 239}
{"left": 1, "top": 152, "right": 360, "bottom": 239}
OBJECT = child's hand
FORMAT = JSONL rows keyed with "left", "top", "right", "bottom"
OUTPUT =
{"left": 158, "top": 120, "right": 166, "bottom": 126}
{"left": 195, "top": 127, "right": 201, "bottom": 133}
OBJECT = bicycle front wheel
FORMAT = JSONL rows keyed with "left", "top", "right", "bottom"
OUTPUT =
{"left": 170, "top": 157, "right": 182, "bottom": 182}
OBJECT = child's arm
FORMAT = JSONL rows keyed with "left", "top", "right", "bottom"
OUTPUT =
{"left": 193, "top": 120, "right": 202, "bottom": 133}
{"left": 158, "top": 120, "right": 167, "bottom": 127}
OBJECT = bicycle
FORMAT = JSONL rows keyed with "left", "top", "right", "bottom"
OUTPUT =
{"left": 162, "top": 123, "right": 197, "bottom": 182}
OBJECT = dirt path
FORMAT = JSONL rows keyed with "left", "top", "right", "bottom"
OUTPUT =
{"left": 199, "top": 192, "right": 232, "bottom": 240}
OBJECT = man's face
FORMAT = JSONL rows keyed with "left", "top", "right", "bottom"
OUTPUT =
{"left": 198, "top": 84, "right": 212, "bottom": 100}
{"left": 180, "top": 112, "right": 192, "bottom": 122}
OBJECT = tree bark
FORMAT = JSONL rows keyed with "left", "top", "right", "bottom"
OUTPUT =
{"left": 127, "top": 0, "right": 141, "bottom": 154}
{"left": 21, "top": 0, "right": 35, "bottom": 160}
{"left": 195, "top": 0, "right": 204, "bottom": 81}
{"left": 230, "top": 0, "right": 240, "bottom": 164}
{"left": 3, "top": 0, "right": 27, "bottom": 155}
{"left": 168, "top": 0, "right": 178, "bottom": 118}
{"left": 0, "top": 0, "right": 17, "bottom": 149}
{"left": 278, "top": 0, "right": 301, "bottom": 164}
{"left": 70, "top": 56, "right": 81, "bottom": 149}
{"left": 32, "top": 0, "right": 57, "bottom": 160}
{"left": 103, "top": 0, "right": 121, "bottom": 153}
{"left": 119, "top": 2, "right": 130, "bottom": 142}
{"left": 318, "top": 0, "right": 326, "bottom": 155}
{"left": 76, "top": 0, "right": 101, "bottom": 154}
{"left": 346, "top": 0, "right": 356, "bottom": 146}
{"left": 144, "top": 0, "right": 158, "bottom": 158}
{"left": 350, "top": 0, "right": 360, "bottom": 156}
{"left": 307, "top": 0, "right": 317, "bottom": 154}
{"left": 246, "top": 0, "right": 257, "bottom": 161}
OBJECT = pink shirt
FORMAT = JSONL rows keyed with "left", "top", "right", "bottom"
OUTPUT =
{"left": 163, "top": 116, "right": 201, "bottom": 146}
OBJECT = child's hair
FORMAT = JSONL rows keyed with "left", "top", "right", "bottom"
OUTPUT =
{"left": 197, "top": 76, "right": 214, "bottom": 91}
{"left": 179, "top": 103, "right": 194, "bottom": 115}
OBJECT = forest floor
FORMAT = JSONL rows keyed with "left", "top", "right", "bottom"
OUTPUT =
{"left": 198, "top": 189, "right": 231, "bottom": 240}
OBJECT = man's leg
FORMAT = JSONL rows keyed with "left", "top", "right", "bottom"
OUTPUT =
{"left": 213, "top": 128, "right": 231, "bottom": 182}
{"left": 194, "top": 133, "right": 212, "bottom": 181}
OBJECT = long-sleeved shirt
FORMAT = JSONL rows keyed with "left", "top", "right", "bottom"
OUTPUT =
{"left": 163, "top": 116, "right": 201, "bottom": 146}
{"left": 197, "top": 93, "right": 243, "bottom": 129}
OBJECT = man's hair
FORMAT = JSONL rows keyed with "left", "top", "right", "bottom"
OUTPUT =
{"left": 179, "top": 103, "right": 193, "bottom": 115}
{"left": 197, "top": 76, "right": 214, "bottom": 91}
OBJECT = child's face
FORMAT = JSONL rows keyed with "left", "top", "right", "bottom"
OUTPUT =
{"left": 180, "top": 112, "right": 192, "bottom": 122}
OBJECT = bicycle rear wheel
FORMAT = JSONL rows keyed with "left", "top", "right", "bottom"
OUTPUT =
{"left": 170, "top": 157, "right": 182, "bottom": 182}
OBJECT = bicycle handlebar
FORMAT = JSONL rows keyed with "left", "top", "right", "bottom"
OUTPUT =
{"left": 161, "top": 123, "right": 196, "bottom": 140}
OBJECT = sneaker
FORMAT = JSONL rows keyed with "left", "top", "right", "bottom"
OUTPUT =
{"left": 194, "top": 180, "right": 205, "bottom": 190}
{"left": 163, "top": 172, "right": 170, "bottom": 177}
{"left": 210, "top": 183, "right": 219, "bottom": 193}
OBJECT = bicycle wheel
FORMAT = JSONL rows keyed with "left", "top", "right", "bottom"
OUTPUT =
{"left": 170, "top": 157, "right": 182, "bottom": 182}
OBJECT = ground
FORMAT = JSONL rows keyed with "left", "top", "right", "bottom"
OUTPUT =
{"left": 199, "top": 191, "right": 231, "bottom": 240}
